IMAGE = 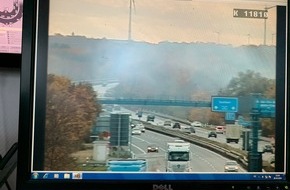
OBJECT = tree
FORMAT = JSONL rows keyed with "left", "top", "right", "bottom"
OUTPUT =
{"left": 44, "top": 74, "right": 102, "bottom": 170}
{"left": 219, "top": 70, "right": 276, "bottom": 137}
{"left": 218, "top": 70, "right": 272, "bottom": 96}
{"left": 188, "top": 108, "right": 224, "bottom": 125}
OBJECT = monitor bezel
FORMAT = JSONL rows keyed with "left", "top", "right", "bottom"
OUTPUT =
{"left": 17, "top": 0, "right": 289, "bottom": 189}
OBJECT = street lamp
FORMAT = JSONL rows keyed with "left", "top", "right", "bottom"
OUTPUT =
{"left": 263, "top": 5, "right": 276, "bottom": 45}
{"left": 272, "top": 33, "right": 276, "bottom": 45}
{"left": 128, "top": 0, "right": 135, "bottom": 41}
{"left": 215, "top": 32, "right": 220, "bottom": 43}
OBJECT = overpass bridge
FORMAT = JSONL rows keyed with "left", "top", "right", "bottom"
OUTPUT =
{"left": 98, "top": 98, "right": 211, "bottom": 107}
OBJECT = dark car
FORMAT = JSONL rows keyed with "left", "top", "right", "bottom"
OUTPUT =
{"left": 172, "top": 122, "right": 181, "bottom": 129}
{"left": 147, "top": 144, "right": 159, "bottom": 153}
{"left": 147, "top": 114, "right": 155, "bottom": 122}
{"left": 263, "top": 144, "right": 274, "bottom": 154}
{"left": 190, "top": 126, "right": 196, "bottom": 133}
{"left": 208, "top": 131, "right": 217, "bottom": 138}
{"left": 163, "top": 120, "right": 172, "bottom": 127}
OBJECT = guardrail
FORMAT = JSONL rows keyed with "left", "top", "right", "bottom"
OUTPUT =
{"left": 144, "top": 124, "right": 249, "bottom": 170}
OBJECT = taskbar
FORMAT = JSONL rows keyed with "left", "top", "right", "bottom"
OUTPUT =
{"left": 30, "top": 172, "right": 286, "bottom": 181}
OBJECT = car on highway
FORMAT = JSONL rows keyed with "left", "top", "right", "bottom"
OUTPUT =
{"left": 190, "top": 126, "right": 196, "bottom": 133}
{"left": 163, "top": 120, "right": 172, "bottom": 127}
{"left": 131, "top": 128, "right": 142, "bottom": 135}
{"left": 224, "top": 160, "right": 239, "bottom": 172}
{"left": 208, "top": 131, "right": 217, "bottom": 138}
{"left": 180, "top": 126, "right": 193, "bottom": 134}
{"left": 147, "top": 114, "right": 155, "bottom": 122}
{"left": 139, "top": 125, "right": 145, "bottom": 133}
{"left": 147, "top": 144, "right": 159, "bottom": 153}
{"left": 215, "top": 126, "right": 225, "bottom": 134}
{"left": 263, "top": 144, "right": 274, "bottom": 154}
{"left": 172, "top": 122, "right": 181, "bottom": 129}
{"left": 131, "top": 120, "right": 145, "bottom": 133}
{"left": 136, "top": 111, "right": 143, "bottom": 118}
{"left": 174, "top": 139, "right": 185, "bottom": 143}
{"left": 191, "top": 121, "right": 203, "bottom": 127}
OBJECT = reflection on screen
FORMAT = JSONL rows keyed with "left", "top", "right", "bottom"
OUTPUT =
{"left": 31, "top": 0, "right": 287, "bottom": 181}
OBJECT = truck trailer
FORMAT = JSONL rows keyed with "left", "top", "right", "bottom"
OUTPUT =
{"left": 225, "top": 124, "right": 241, "bottom": 143}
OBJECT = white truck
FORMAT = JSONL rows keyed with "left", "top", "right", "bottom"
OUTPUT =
{"left": 166, "top": 141, "right": 191, "bottom": 172}
{"left": 225, "top": 124, "right": 241, "bottom": 143}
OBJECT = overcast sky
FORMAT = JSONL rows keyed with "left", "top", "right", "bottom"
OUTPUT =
{"left": 49, "top": 0, "right": 286, "bottom": 46}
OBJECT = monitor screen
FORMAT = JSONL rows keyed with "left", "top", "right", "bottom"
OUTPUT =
{"left": 17, "top": 0, "right": 289, "bottom": 189}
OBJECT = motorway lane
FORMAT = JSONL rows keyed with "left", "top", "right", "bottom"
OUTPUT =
{"left": 135, "top": 112, "right": 271, "bottom": 155}
{"left": 106, "top": 106, "right": 274, "bottom": 167}
{"left": 94, "top": 83, "right": 273, "bottom": 156}
{"left": 130, "top": 129, "right": 245, "bottom": 173}
{"left": 94, "top": 84, "right": 274, "bottom": 167}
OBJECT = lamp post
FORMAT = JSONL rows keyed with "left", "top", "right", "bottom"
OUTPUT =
{"left": 215, "top": 32, "right": 220, "bottom": 43}
{"left": 128, "top": 0, "right": 136, "bottom": 41}
{"left": 247, "top": 34, "right": 251, "bottom": 45}
{"left": 272, "top": 33, "right": 276, "bottom": 45}
{"left": 263, "top": 5, "right": 276, "bottom": 45}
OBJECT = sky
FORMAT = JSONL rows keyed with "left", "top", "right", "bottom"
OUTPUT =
{"left": 48, "top": 0, "right": 287, "bottom": 46}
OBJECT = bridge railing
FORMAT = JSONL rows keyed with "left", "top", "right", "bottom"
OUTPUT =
{"left": 99, "top": 98, "right": 211, "bottom": 107}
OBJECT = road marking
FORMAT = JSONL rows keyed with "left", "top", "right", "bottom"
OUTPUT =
{"left": 131, "top": 143, "right": 146, "bottom": 154}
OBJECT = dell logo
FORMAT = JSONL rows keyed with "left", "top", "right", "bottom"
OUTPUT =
{"left": 153, "top": 184, "right": 173, "bottom": 190}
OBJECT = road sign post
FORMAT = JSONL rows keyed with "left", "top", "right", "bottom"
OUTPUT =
{"left": 255, "top": 99, "right": 275, "bottom": 118}
{"left": 248, "top": 108, "right": 262, "bottom": 172}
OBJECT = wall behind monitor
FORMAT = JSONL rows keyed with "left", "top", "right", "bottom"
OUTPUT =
{"left": 0, "top": 65, "right": 20, "bottom": 190}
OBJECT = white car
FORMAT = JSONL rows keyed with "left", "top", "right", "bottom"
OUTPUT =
{"left": 224, "top": 160, "right": 239, "bottom": 172}
{"left": 191, "top": 121, "right": 203, "bottom": 127}
{"left": 136, "top": 123, "right": 145, "bottom": 133}
{"left": 131, "top": 128, "right": 142, "bottom": 135}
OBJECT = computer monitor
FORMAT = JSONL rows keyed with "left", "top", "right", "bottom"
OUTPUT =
{"left": 17, "top": 0, "right": 289, "bottom": 189}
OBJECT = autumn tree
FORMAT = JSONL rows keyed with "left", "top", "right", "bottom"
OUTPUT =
{"left": 260, "top": 80, "right": 276, "bottom": 137}
{"left": 44, "top": 74, "right": 102, "bottom": 170}
{"left": 218, "top": 70, "right": 276, "bottom": 137}
{"left": 218, "top": 70, "right": 273, "bottom": 96}
{"left": 188, "top": 108, "right": 224, "bottom": 125}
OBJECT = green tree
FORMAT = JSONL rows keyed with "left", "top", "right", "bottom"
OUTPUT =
{"left": 44, "top": 74, "right": 102, "bottom": 170}
{"left": 218, "top": 70, "right": 272, "bottom": 96}
{"left": 219, "top": 70, "right": 276, "bottom": 137}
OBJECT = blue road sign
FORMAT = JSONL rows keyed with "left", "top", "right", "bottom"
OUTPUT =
{"left": 255, "top": 99, "right": 275, "bottom": 118}
{"left": 211, "top": 97, "right": 238, "bottom": 112}
{"left": 225, "top": 112, "right": 236, "bottom": 121}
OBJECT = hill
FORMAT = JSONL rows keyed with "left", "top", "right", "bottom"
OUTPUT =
{"left": 47, "top": 35, "right": 276, "bottom": 99}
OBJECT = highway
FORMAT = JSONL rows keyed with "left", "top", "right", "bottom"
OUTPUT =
{"left": 133, "top": 111, "right": 270, "bottom": 152}
{"left": 93, "top": 83, "right": 274, "bottom": 171}
{"left": 130, "top": 129, "right": 244, "bottom": 173}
